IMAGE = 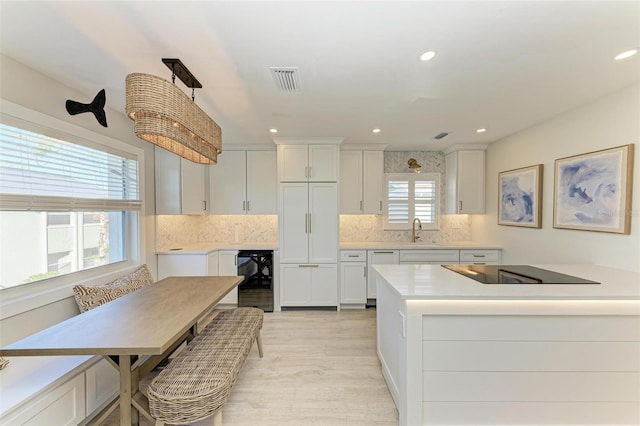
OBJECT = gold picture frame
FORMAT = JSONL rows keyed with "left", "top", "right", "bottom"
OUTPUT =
{"left": 553, "top": 144, "right": 634, "bottom": 234}
{"left": 498, "top": 164, "right": 543, "bottom": 228}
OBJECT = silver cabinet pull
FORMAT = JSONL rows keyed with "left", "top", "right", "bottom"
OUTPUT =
{"left": 308, "top": 166, "right": 312, "bottom": 178}
{"left": 380, "top": 200, "right": 382, "bottom": 211}
{"left": 348, "top": 254, "right": 359, "bottom": 257}
{"left": 247, "top": 200, "right": 250, "bottom": 211}
{"left": 234, "top": 254, "right": 237, "bottom": 265}
{"left": 243, "top": 200, "right": 246, "bottom": 211}
{"left": 363, "top": 266, "right": 367, "bottom": 277}
{"left": 203, "top": 200, "right": 207, "bottom": 211}
{"left": 472, "top": 254, "right": 486, "bottom": 258}
{"left": 373, "top": 251, "right": 394, "bottom": 254}
{"left": 299, "top": 264, "right": 319, "bottom": 268}
{"left": 459, "top": 201, "right": 463, "bottom": 212}
{"left": 305, "top": 213, "right": 308, "bottom": 233}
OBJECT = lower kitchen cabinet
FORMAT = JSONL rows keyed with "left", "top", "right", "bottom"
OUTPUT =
{"left": 157, "top": 251, "right": 238, "bottom": 305}
{"left": 367, "top": 250, "right": 399, "bottom": 300}
{"left": 280, "top": 264, "right": 337, "bottom": 307}
{"left": 340, "top": 250, "right": 367, "bottom": 306}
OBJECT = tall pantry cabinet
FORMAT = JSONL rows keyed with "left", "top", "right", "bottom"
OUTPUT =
{"left": 275, "top": 138, "right": 342, "bottom": 308}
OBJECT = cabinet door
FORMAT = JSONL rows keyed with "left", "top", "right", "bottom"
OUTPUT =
{"left": 341, "top": 262, "right": 367, "bottom": 304}
{"left": 340, "top": 150, "right": 363, "bottom": 213}
{"left": 278, "top": 145, "right": 309, "bottom": 182}
{"left": 279, "top": 183, "right": 310, "bottom": 263}
{"left": 363, "top": 150, "right": 384, "bottom": 214}
{"left": 309, "top": 144, "right": 338, "bottom": 182}
{"left": 155, "top": 148, "right": 182, "bottom": 215}
{"left": 85, "top": 358, "right": 118, "bottom": 416}
{"left": 446, "top": 150, "right": 485, "bottom": 214}
{"left": 157, "top": 254, "right": 208, "bottom": 280}
{"left": 3, "top": 374, "right": 86, "bottom": 426}
{"left": 366, "top": 250, "right": 399, "bottom": 299}
{"left": 209, "top": 150, "right": 246, "bottom": 214}
{"left": 218, "top": 250, "right": 239, "bottom": 304}
{"left": 308, "top": 183, "right": 338, "bottom": 264}
{"left": 207, "top": 252, "right": 219, "bottom": 276}
{"left": 246, "top": 151, "right": 277, "bottom": 214}
{"left": 280, "top": 264, "right": 310, "bottom": 306}
{"left": 310, "top": 264, "right": 338, "bottom": 306}
{"left": 181, "top": 158, "right": 207, "bottom": 215}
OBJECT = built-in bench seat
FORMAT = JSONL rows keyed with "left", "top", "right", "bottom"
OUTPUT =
{"left": 147, "top": 307, "right": 264, "bottom": 426}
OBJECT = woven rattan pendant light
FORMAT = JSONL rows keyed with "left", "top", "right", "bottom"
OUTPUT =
{"left": 126, "top": 59, "right": 221, "bottom": 164}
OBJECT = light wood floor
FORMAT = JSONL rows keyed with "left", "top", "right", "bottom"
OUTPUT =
{"left": 104, "top": 309, "right": 398, "bottom": 425}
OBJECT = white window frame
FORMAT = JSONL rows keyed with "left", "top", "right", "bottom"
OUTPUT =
{"left": 383, "top": 172, "right": 440, "bottom": 230}
{"left": 0, "top": 100, "right": 146, "bottom": 319}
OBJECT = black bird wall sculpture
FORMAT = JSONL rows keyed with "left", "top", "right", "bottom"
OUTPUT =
{"left": 65, "top": 89, "right": 108, "bottom": 127}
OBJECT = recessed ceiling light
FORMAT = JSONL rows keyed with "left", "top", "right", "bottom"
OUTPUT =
{"left": 614, "top": 49, "right": 638, "bottom": 61}
{"left": 419, "top": 50, "right": 436, "bottom": 62}
{"left": 372, "top": 128, "right": 381, "bottom": 133}
{"left": 476, "top": 128, "right": 487, "bottom": 133}
{"left": 269, "top": 128, "right": 278, "bottom": 133}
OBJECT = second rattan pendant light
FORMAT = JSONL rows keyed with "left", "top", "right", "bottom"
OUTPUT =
{"left": 126, "top": 58, "right": 222, "bottom": 164}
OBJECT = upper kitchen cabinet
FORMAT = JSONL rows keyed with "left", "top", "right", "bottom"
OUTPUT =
{"left": 445, "top": 145, "right": 487, "bottom": 214}
{"left": 155, "top": 147, "right": 209, "bottom": 215}
{"left": 340, "top": 147, "right": 385, "bottom": 214}
{"left": 275, "top": 138, "right": 342, "bottom": 182}
{"left": 209, "top": 149, "right": 277, "bottom": 214}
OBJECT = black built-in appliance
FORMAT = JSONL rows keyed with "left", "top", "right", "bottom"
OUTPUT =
{"left": 442, "top": 264, "right": 600, "bottom": 285}
{"left": 237, "top": 250, "right": 274, "bottom": 312}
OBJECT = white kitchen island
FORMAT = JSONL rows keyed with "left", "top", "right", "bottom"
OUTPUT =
{"left": 373, "top": 264, "right": 640, "bottom": 426}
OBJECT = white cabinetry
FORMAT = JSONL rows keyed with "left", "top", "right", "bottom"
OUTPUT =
{"left": 155, "top": 147, "right": 208, "bottom": 215}
{"left": 399, "top": 250, "right": 459, "bottom": 264}
{"left": 157, "top": 251, "right": 238, "bottom": 305}
{"left": 2, "top": 374, "right": 86, "bottom": 426}
{"left": 280, "top": 264, "right": 338, "bottom": 307}
{"left": 276, "top": 139, "right": 341, "bottom": 308}
{"left": 366, "top": 250, "right": 399, "bottom": 300}
{"left": 209, "top": 150, "right": 277, "bottom": 214}
{"left": 340, "top": 250, "right": 367, "bottom": 306}
{"left": 279, "top": 183, "right": 338, "bottom": 264}
{"left": 277, "top": 144, "right": 339, "bottom": 182}
{"left": 459, "top": 249, "right": 501, "bottom": 265}
{"left": 279, "top": 183, "right": 338, "bottom": 307}
{"left": 445, "top": 147, "right": 486, "bottom": 214}
{"left": 340, "top": 149, "right": 384, "bottom": 214}
{"left": 84, "top": 358, "right": 119, "bottom": 416}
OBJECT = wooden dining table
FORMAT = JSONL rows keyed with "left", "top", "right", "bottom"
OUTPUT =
{"left": 0, "top": 275, "right": 243, "bottom": 426}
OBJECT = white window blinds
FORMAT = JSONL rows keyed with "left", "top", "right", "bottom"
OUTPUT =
{"left": 0, "top": 123, "right": 141, "bottom": 211}
{"left": 384, "top": 173, "right": 440, "bottom": 230}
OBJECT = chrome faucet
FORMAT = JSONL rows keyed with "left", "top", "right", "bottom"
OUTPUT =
{"left": 412, "top": 218, "right": 422, "bottom": 242}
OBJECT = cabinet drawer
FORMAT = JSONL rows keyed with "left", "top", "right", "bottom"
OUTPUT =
{"left": 399, "top": 250, "right": 459, "bottom": 264}
{"left": 460, "top": 249, "right": 500, "bottom": 263}
{"left": 340, "top": 250, "right": 366, "bottom": 262}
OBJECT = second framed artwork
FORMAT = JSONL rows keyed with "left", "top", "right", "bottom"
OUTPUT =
{"left": 498, "top": 164, "right": 543, "bottom": 228}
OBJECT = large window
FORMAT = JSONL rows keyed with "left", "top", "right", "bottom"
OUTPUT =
{"left": 383, "top": 173, "right": 440, "bottom": 230}
{"left": 0, "top": 121, "right": 141, "bottom": 290}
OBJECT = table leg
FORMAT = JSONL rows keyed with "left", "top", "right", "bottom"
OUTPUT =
{"left": 118, "top": 355, "right": 132, "bottom": 426}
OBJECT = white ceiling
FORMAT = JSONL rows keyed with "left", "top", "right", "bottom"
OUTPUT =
{"left": 1, "top": 1, "right": 639, "bottom": 151}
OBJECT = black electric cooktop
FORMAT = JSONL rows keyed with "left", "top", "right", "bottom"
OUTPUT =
{"left": 442, "top": 264, "right": 600, "bottom": 285}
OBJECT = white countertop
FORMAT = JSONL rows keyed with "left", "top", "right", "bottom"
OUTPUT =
{"left": 157, "top": 242, "right": 279, "bottom": 255}
{"left": 340, "top": 242, "right": 502, "bottom": 250}
{"left": 373, "top": 263, "right": 640, "bottom": 300}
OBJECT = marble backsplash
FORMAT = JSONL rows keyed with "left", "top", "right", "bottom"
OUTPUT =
{"left": 340, "top": 214, "right": 470, "bottom": 243}
{"left": 156, "top": 215, "right": 278, "bottom": 250}
{"left": 156, "top": 213, "right": 470, "bottom": 249}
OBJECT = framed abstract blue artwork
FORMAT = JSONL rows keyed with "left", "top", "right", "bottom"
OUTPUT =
{"left": 554, "top": 144, "right": 634, "bottom": 234}
{"left": 498, "top": 164, "right": 543, "bottom": 228}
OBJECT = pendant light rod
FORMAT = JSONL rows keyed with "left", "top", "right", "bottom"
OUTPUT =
{"left": 162, "top": 58, "right": 202, "bottom": 89}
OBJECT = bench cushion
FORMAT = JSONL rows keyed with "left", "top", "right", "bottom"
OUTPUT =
{"left": 72, "top": 264, "right": 153, "bottom": 313}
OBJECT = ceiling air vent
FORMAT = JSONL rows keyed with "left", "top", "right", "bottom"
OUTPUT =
{"left": 434, "top": 132, "right": 449, "bottom": 140}
{"left": 269, "top": 67, "right": 300, "bottom": 92}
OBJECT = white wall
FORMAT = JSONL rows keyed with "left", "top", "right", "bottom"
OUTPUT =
{"left": 472, "top": 84, "right": 640, "bottom": 272}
